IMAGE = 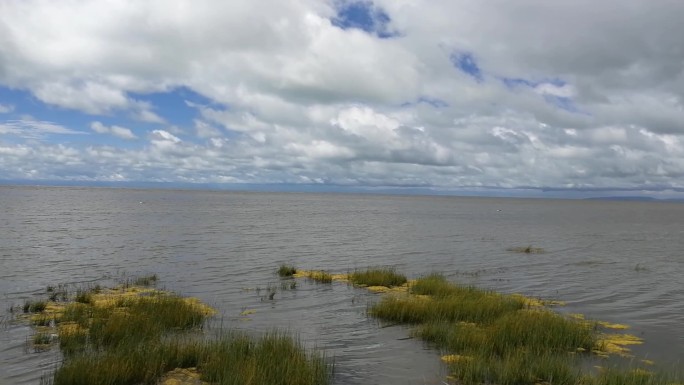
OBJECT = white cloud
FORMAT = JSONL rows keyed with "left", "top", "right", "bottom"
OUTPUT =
{"left": 1, "top": 1, "right": 684, "bottom": 192}
{"left": 0, "top": 119, "right": 85, "bottom": 139}
{"left": 0, "top": 104, "right": 14, "bottom": 114}
{"left": 90, "top": 121, "right": 137, "bottom": 140}
{"left": 150, "top": 129, "right": 181, "bottom": 144}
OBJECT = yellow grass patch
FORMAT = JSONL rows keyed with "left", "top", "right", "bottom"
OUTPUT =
{"left": 441, "top": 354, "right": 473, "bottom": 364}
{"left": 596, "top": 320, "right": 630, "bottom": 330}
{"left": 292, "top": 270, "right": 347, "bottom": 282}
{"left": 510, "top": 294, "right": 565, "bottom": 307}
{"left": 595, "top": 333, "right": 644, "bottom": 356}
{"left": 158, "top": 367, "right": 208, "bottom": 385}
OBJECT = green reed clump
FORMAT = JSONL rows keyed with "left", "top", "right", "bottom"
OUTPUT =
{"left": 490, "top": 309, "right": 595, "bottom": 355}
{"left": 202, "top": 331, "right": 330, "bottom": 385}
{"left": 33, "top": 332, "right": 53, "bottom": 345}
{"left": 48, "top": 284, "right": 69, "bottom": 302}
{"left": 88, "top": 294, "right": 207, "bottom": 350}
{"left": 54, "top": 343, "right": 172, "bottom": 385}
{"left": 446, "top": 349, "right": 580, "bottom": 385}
{"left": 587, "top": 368, "right": 682, "bottom": 385}
{"left": 60, "top": 302, "right": 91, "bottom": 327}
{"left": 74, "top": 289, "right": 93, "bottom": 304}
{"left": 32, "top": 314, "right": 53, "bottom": 327}
{"left": 53, "top": 333, "right": 330, "bottom": 385}
{"left": 277, "top": 264, "right": 297, "bottom": 277}
{"left": 41, "top": 279, "right": 330, "bottom": 385}
{"left": 133, "top": 274, "right": 158, "bottom": 286}
{"left": 23, "top": 300, "right": 47, "bottom": 313}
{"left": 370, "top": 289, "right": 524, "bottom": 324}
{"left": 369, "top": 273, "right": 608, "bottom": 385}
{"left": 413, "top": 321, "right": 488, "bottom": 353}
{"left": 409, "top": 273, "right": 456, "bottom": 296}
{"left": 350, "top": 268, "right": 407, "bottom": 287}
{"left": 308, "top": 271, "right": 333, "bottom": 284}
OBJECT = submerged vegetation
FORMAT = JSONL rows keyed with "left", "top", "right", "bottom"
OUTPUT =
{"left": 24, "top": 276, "right": 331, "bottom": 385}
{"left": 364, "top": 271, "right": 680, "bottom": 385}
{"left": 19, "top": 268, "right": 683, "bottom": 385}
{"left": 293, "top": 269, "right": 335, "bottom": 283}
{"left": 277, "top": 264, "right": 297, "bottom": 277}
{"left": 507, "top": 245, "right": 546, "bottom": 254}
{"left": 53, "top": 332, "right": 329, "bottom": 385}
{"left": 23, "top": 300, "right": 47, "bottom": 313}
{"left": 349, "top": 268, "right": 407, "bottom": 288}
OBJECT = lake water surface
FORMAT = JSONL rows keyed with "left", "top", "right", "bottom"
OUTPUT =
{"left": 1, "top": 186, "right": 682, "bottom": 384}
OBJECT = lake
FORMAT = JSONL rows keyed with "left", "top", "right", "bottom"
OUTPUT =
{"left": 1, "top": 186, "right": 682, "bottom": 384}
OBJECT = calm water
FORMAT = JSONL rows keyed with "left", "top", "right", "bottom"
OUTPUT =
{"left": 1, "top": 186, "right": 683, "bottom": 384}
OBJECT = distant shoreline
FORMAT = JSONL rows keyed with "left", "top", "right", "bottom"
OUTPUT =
{"left": 1, "top": 180, "right": 683, "bottom": 202}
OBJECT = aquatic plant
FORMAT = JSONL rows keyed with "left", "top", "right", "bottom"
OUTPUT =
{"left": 33, "top": 332, "right": 53, "bottom": 346}
{"left": 371, "top": 286, "right": 524, "bottom": 324}
{"left": 367, "top": 272, "right": 681, "bottom": 385}
{"left": 507, "top": 245, "right": 546, "bottom": 254}
{"left": 47, "top": 284, "right": 69, "bottom": 302}
{"left": 29, "top": 279, "right": 331, "bottom": 385}
{"left": 307, "top": 270, "right": 333, "bottom": 283}
{"left": 587, "top": 367, "right": 684, "bottom": 385}
{"left": 74, "top": 289, "right": 93, "bottom": 304}
{"left": 277, "top": 264, "right": 297, "bottom": 277}
{"left": 445, "top": 349, "right": 580, "bottom": 385}
{"left": 349, "top": 268, "right": 407, "bottom": 287}
{"left": 133, "top": 274, "right": 158, "bottom": 286}
{"left": 53, "top": 332, "right": 330, "bottom": 385}
{"left": 201, "top": 331, "right": 330, "bottom": 385}
{"left": 23, "top": 300, "right": 47, "bottom": 313}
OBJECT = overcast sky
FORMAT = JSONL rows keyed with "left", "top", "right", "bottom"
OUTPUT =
{"left": 1, "top": 0, "right": 683, "bottom": 196}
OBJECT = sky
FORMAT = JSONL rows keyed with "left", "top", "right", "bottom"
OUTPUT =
{"left": 1, "top": 0, "right": 684, "bottom": 198}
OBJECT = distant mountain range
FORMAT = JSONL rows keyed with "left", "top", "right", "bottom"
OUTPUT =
{"left": 584, "top": 196, "right": 684, "bottom": 202}
{"left": 2, "top": 179, "right": 684, "bottom": 202}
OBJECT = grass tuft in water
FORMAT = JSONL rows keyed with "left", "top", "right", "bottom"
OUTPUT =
{"left": 307, "top": 271, "right": 333, "bottom": 284}
{"left": 53, "top": 332, "right": 330, "bottom": 385}
{"left": 349, "top": 268, "right": 407, "bottom": 287}
{"left": 23, "top": 300, "right": 47, "bottom": 313}
{"left": 277, "top": 264, "right": 297, "bottom": 277}
{"left": 369, "top": 273, "right": 601, "bottom": 385}
{"left": 33, "top": 332, "right": 53, "bottom": 346}
{"left": 507, "top": 245, "right": 545, "bottom": 254}
{"left": 372, "top": 283, "right": 524, "bottom": 325}
{"left": 31, "top": 279, "right": 330, "bottom": 385}
{"left": 74, "top": 289, "right": 93, "bottom": 304}
{"left": 588, "top": 367, "right": 682, "bottom": 385}
{"left": 133, "top": 274, "right": 158, "bottom": 286}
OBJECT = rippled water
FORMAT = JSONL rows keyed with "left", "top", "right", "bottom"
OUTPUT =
{"left": 1, "top": 186, "right": 683, "bottom": 384}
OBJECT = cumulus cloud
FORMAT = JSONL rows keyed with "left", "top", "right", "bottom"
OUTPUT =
{"left": 90, "top": 121, "right": 137, "bottom": 140}
{"left": 1, "top": 0, "right": 683, "bottom": 193}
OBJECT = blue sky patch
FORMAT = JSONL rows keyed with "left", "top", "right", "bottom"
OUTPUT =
{"left": 0, "top": 86, "right": 93, "bottom": 134}
{"left": 498, "top": 76, "right": 578, "bottom": 113}
{"left": 501, "top": 76, "right": 567, "bottom": 90}
{"left": 129, "top": 86, "right": 222, "bottom": 128}
{"left": 0, "top": 85, "right": 230, "bottom": 147}
{"left": 544, "top": 95, "right": 579, "bottom": 113}
{"left": 450, "top": 52, "right": 483, "bottom": 82}
{"left": 417, "top": 96, "right": 449, "bottom": 108}
{"left": 332, "top": 1, "right": 396, "bottom": 38}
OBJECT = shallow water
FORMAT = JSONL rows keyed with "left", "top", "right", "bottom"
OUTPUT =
{"left": 1, "top": 186, "right": 682, "bottom": 384}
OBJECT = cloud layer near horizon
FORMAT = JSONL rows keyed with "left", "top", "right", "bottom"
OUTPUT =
{"left": 1, "top": 0, "right": 684, "bottom": 193}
